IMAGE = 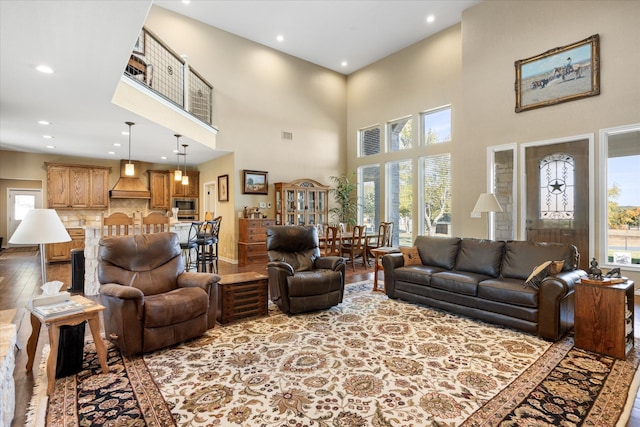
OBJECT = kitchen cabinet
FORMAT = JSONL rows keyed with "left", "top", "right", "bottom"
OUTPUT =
{"left": 238, "top": 218, "right": 275, "bottom": 265}
{"left": 149, "top": 170, "right": 171, "bottom": 209}
{"left": 46, "top": 228, "right": 85, "bottom": 263}
{"left": 172, "top": 170, "right": 199, "bottom": 198}
{"left": 46, "top": 163, "right": 111, "bottom": 209}
{"left": 274, "top": 179, "right": 329, "bottom": 227}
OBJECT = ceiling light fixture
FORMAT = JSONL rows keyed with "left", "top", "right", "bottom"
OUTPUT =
{"left": 43, "top": 135, "right": 53, "bottom": 139}
{"left": 125, "top": 121, "right": 135, "bottom": 176}
{"left": 35, "top": 65, "right": 54, "bottom": 74}
{"left": 38, "top": 120, "right": 50, "bottom": 125}
{"left": 181, "top": 144, "right": 189, "bottom": 186}
{"left": 341, "top": 61, "right": 348, "bottom": 67}
{"left": 174, "top": 134, "right": 183, "bottom": 181}
{"left": 426, "top": 15, "right": 435, "bottom": 23}
{"left": 277, "top": 34, "right": 284, "bottom": 42}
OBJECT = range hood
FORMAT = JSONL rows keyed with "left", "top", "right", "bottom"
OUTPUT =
{"left": 110, "top": 160, "right": 151, "bottom": 199}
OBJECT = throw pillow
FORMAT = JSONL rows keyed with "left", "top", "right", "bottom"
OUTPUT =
{"left": 524, "top": 260, "right": 552, "bottom": 289}
{"left": 548, "top": 260, "right": 565, "bottom": 275}
{"left": 400, "top": 246, "right": 422, "bottom": 266}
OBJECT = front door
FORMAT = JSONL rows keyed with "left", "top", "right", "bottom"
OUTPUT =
{"left": 524, "top": 138, "right": 590, "bottom": 270}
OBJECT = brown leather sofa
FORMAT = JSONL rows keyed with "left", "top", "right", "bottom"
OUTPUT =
{"left": 266, "top": 225, "right": 346, "bottom": 314}
{"left": 383, "top": 236, "right": 587, "bottom": 341}
{"left": 98, "top": 232, "right": 219, "bottom": 355}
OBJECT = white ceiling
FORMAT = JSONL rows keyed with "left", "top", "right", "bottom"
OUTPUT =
{"left": 0, "top": 0, "right": 479, "bottom": 167}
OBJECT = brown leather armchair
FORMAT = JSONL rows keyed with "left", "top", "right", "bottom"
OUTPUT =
{"left": 98, "top": 232, "right": 219, "bottom": 355}
{"left": 266, "top": 225, "right": 346, "bottom": 314}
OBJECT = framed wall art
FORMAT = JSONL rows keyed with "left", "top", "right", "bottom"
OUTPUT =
{"left": 243, "top": 170, "right": 268, "bottom": 195}
{"left": 218, "top": 174, "right": 229, "bottom": 202}
{"left": 515, "top": 34, "right": 599, "bottom": 112}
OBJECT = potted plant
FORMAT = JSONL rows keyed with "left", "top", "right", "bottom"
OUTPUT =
{"left": 329, "top": 173, "right": 359, "bottom": 229}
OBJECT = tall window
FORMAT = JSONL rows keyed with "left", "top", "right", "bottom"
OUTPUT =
{"left": 359, "top": 165, "right": 380, "bottom": 235}
{"left": 359, "top": 126, "right": 381, "bottom": 157}
{"left": 601, "top": 125, "right": 640, "bottom": 267}
{"left": 422, "top": 154, "right": 451, "bottom": 236}
{"left": 388, "top": 117, "right": 412, "bottom": 151}
{"left": 421, "top": 106, "right": 451, "bottom": 145}
{"left": 539, "top": 153, "right": 575, "bottom": 219}
{"left": 387, "top": 160, "right": 412, "bottom": 246}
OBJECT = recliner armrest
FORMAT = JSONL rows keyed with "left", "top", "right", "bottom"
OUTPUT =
{"left": 267, "top": 261, "right": 295, "bottom": 275}
{"left": 314, "top": 256, "right": 345, "bottom": 271}
{"left": 100, "top": 283, "right": 144, "bottom": 300}
{"left": 177, "top": 271, "right": 220, "bottom": 291}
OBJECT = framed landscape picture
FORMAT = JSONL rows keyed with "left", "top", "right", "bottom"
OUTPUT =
{"left": 515, "top": 34, "right": 600, "bottom": 112}
{"left": 243, "top": 170, "right": 268, "bottom": 195}
{"left": 218, "top": 174, "right": 229, "bottom": 202}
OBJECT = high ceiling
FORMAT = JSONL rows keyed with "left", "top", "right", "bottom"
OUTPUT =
{"left": 0, "top": 0, "right": 479, "bottom": 166}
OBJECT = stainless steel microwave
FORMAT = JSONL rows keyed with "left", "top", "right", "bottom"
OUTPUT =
{"left": 172, "top": 197, "right": 197, "bottom": 213}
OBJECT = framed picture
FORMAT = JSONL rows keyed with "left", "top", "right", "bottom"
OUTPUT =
{"left": 218, "top": 174, "right": 229, "bottom": 202}
{"left": 515, "top": 34, "right": 599, "bottom": 112}
{"left": 243, "top": 170, "right": 268, "bottom": 195}
{"left": 133, "top": 31, "right": 145, "bottom": 55}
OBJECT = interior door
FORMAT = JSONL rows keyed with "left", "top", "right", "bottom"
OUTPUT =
{"left": 525, "top": 139, "right": 589, "bottom": 270}
{"left": 8, "top": 188, "right": 43, "bottom": 246}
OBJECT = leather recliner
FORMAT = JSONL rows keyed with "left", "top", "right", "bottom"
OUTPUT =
{"left": 266, "top": 225, "right": 346, "bottom": 314}
{"left": 98, "top": 232, "right": 219, "bottom": 355}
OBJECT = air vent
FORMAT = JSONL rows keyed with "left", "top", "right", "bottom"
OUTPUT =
{"left": 282, "top": 131, "right": 293, "bottom": 140}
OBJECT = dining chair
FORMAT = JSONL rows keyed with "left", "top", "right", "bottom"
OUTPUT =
{"left": 140, "top": 211, "right": 170, "bottom": 234}
{"left": 324, "top": 225, "right": 342, "bottom": 257}
{"left": 367, "top": 221, "right": 394, "bottom": 264}
{"left": 101, "top": 212, "right": 135, "bottom": 237}
{"left": 340, "top": 225, "right": 368, "bottom": 271}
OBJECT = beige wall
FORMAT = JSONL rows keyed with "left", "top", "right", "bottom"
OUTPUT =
{"left": 346, "top": 0, "right": 640, "bottom": 283}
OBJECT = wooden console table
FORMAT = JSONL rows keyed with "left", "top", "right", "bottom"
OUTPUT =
{"left": 26, "top": 295, "right": 109, "bottom": 395}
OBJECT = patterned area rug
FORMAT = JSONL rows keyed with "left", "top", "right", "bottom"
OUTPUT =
{"left": 36, "top": 281, "right": 639, "bottom": 426}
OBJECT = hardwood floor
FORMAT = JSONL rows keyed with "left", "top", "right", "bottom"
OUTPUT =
{"left": 1, "top": 248, "right": 638, "bottom": 426}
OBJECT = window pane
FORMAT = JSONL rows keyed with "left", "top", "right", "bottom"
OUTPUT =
{"left": 421, "top": 107, "right": 451, "bottom": 144}
{"left": 359, "top": 165, "right": 380, "bottom": 235}
{"left": 539, "top": 153, "right": 575, "bottom": 220}
{"left": 422, "top": 154, "right": 451, "bottom": 236}
{"left": 606, "top": 132, "right": 640, "bottom": 266}
{"left": 387, "top": 160, "right": 412, "bottom": 246}
{"left": 15, "top": 195, "right": 36, "bottom": 220}
{"left": 388, "top": 117, "right": 412, "bottom": 151}
{"left": 359, "top": 126, "right": 381, "bottom": 156}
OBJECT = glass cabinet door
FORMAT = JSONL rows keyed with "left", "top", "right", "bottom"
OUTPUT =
{"left": 286, "top": 190, "right": 295, "bottom": 211}
{"left": 287, "top": 213, "right": 295, "bottom": 225}
{"left": 308, "top": 191, "right": 316, "bottom": 212}
{"left": 297, "top": 190, "right": 305, "bottom": 211}
{"left": 308, "top": 214, "right": 316, "bottom": 225}
{"left": 297, "top": 213, "right": 305, "bottom": 225}
{"left": 276, "top": 191, "right": 281, "bottom": 211}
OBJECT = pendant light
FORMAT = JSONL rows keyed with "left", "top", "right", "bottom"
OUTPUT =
{"left": 125, "top": 121, "right": 135, "bottom": 176}
{"left": 181, "top": 144, "right": 189, "bottom": 186}
{"left": 174, "top": 134, "right": 182, "bottom": 181}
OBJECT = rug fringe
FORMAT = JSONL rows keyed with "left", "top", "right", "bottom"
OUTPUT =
{"left": 25, "top": 345, "right": 49, "bottom": 427}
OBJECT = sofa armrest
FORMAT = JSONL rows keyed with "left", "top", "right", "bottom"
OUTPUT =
{"left": 537, "top": 269, "right": 587, "bottom": 340}
{"left": 382, "top": 253, "right": 405, "bottom": 298}
{"left": 314, "top": 256, "right": 346, "bottom": 271}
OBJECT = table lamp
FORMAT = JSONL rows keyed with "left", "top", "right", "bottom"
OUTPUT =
{"left": 472, "top": 193, "right": 503, "bottom": 240}
{"left": 9, "top": 209, "right": 71, "bottom": 285}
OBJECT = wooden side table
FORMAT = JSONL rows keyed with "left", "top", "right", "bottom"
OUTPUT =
{"left": 26, "top": 295, "right": 109, "bottom": 395}
{"left": 574, "top": 279, "right": 634, "bottom": 359}
{"left": 369, "top": 246, "right": 399, "bottom": 292}
{"left": 217, "top": 272, "right": 269, "bottom": 324}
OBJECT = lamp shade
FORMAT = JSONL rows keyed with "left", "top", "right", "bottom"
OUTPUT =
{"left": 472, "top": 193, "right": 503, "bottom": 213}
{"left": 9, "top": 209, "right": 71, "bottom": 244}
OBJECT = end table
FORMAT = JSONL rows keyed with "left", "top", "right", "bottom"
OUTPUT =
{"left": 369, "top": 246, "right": 399, "bottom": 292}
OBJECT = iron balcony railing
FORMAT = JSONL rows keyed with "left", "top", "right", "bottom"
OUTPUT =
{"left": 124, "top": 27, "right": 213, "bottom": 126}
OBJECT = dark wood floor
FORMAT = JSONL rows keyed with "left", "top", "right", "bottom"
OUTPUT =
{"left": 1, "top": 248, "right": 638, "bottom": 426}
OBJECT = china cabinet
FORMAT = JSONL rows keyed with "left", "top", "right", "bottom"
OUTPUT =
{"left": 274, "top": 179, "right": 329, "bottom": 227}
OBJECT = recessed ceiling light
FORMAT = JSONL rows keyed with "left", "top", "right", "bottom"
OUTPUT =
{"left": 46, "top": 145, "right": 55, "bottom": 149}
{"left": 108, "top": 151, "right": 116, "bottom": 155}
{"left": 277, "top": 35, "right": 284, "bottom": 42}
{"left": 114, "top": 143, "right": 121, "bottom": 147}
{"left": 35, "top": 65, "right": 54, "bottom": 74}
{"left": 160, "top": 156, "right": 167, "bottom": 160}
{"left": 43, "top": 135, "right": 54, "bottom": 139}
{"left": 38, "top": 120, "right": 50, "bottom": 125}
{"left": 341, "top": 61, "right": 348, "bottom": 67}
{"left": 122, "top": 131, "right": 129, "bottom": 136}
{"left": 426, "top": 15, "right": 435, "bottom": 23}
{"left": 182, "top": 0, "right": 190, "bottom": 4}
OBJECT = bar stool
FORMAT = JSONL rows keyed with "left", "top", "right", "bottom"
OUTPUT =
{"left": 180, "top": 221, "right": 202, "bottom": 271}
{"left": 197, "top": 217, "right": 221, "bottom": 273}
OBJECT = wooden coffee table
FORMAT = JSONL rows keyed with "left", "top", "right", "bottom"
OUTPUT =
{"left": 217, "top": 272, "right": 269, "bottom": 324}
